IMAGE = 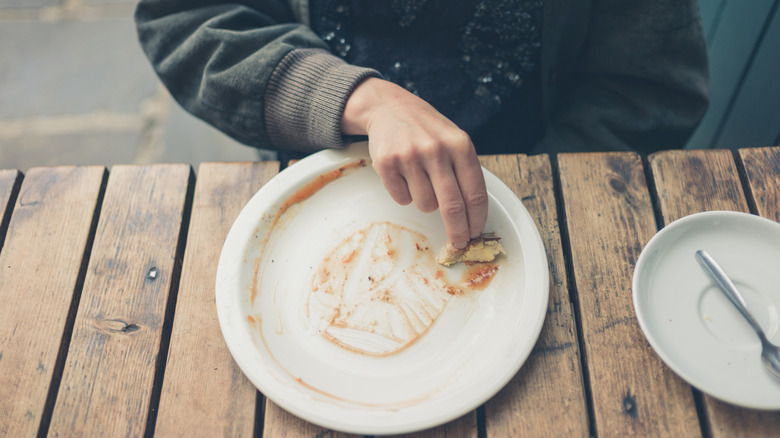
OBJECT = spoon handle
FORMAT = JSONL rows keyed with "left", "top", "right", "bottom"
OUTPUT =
{"left": 695, "top": 250, "right": 768, "bottom": 340}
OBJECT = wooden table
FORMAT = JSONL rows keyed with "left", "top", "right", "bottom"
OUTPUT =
{"left": 1, "top": 147, "right": 779, "bottom": 437}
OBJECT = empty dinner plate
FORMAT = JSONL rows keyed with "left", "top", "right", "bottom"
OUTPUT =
{"left": 215, "top": 142, "right": 550, "bottom": 434}
{"left": 633, "top": 211, "right": 780, "bottom": 409}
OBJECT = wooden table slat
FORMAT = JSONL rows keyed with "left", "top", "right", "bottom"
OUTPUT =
{"left": 650, "top": 150, "right": 780, "bottom": 438}
{"left": 650, "top": 148, "right": 780, "bottom": 437}
{"left": 559, "top": 153, "right": 701, "bottom": 437}
{"left": 0, "top": 166, "right": 106, "bottom": 437}
{"left": 739, "top": 146, "right": 780, "bottom": 222}
{"left": 649, "top": 149, "right": 749, "bottom": 222}
{"left": 2, "top": 147, "right": 779, "bottom": 437}
{"left": 263, "top": 401, "right": 362, "bottom": 438}
{"left": 481, "top": 154, "right": 589, "bottom": 437}
{"left": 48, "top": 164, "right": 193, "bottom": 437}
{"left": 153, "top": 161, "right": 280, "bottom": 437}
{"left": 385, "top": 412, "right": 477, "bottom": 438}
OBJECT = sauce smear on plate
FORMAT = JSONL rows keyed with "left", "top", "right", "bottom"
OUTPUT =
{"left": 306, "top": 222, "right": 501, "bottom": 356}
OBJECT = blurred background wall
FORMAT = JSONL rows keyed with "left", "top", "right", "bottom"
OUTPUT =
{"left": 688, "top": 0, "right": 780, "bottom": 150}
{"left": 0, "top": 0, "right": 270, "bottom": 172}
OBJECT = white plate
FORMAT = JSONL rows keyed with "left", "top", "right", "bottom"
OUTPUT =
{"left": 216, "top": 142, "right": 549, "bottom": 434}
{"left": 633, "top": 211, "right": 780, "bottom": 410}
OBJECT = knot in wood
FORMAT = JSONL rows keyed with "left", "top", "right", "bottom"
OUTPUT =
{"left": 609, "top": 177, "right": 628, "bottom": 193}
{"left": 622, "top": 391, "right": 638, "bottom": 418}
{"left": 96, "top": 318, "right": 141, "bottom": 334}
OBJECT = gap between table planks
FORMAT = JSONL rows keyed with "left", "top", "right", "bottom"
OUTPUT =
{"left": 480, "top": 154, "right": 588, "bottom": 438}
{"left": 153, "top": 162, "right": 279, "bottom": 437}
{"left": 648, "top": 147, "right": 780, "bottom": 438}
{"left": 0, "top": 166, "right": 106, "bottom": 437}
{"left": 558, "top": 152, "right": 702, "bottom": 437}
{"left": 0, "top": 148, "right": 776, "bottom": 437}
{"left": 45, "top": 164, "right": 194, "bottom": 437}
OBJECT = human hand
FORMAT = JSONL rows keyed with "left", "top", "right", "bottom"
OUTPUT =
{"left": 341, "top": 78, "right": 487, "bottom": 248}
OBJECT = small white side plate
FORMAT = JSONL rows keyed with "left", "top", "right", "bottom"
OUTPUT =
{"left": 633, "top": 211, "right": 780, "bottom": 409}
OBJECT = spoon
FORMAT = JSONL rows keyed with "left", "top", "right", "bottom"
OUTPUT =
{"left": 695, "top": 250, "right": 780, "bottom": 383}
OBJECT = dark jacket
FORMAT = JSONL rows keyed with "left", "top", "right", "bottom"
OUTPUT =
{"left": 135, "top": 0, "right": 709, "bottom": 155}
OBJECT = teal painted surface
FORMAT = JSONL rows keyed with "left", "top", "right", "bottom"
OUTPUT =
{"left": 685, "top": 0, "right": 778, "bottom": 149}
{"left": 717, "top": 4, "right": 780, "bottom": 148}
{"left": 699, "top": 0, "right": 728, "bottom": 44}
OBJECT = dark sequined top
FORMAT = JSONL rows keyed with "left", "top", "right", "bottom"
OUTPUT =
{"left": 310, "top": 0, "right": 544, "bottom": 154}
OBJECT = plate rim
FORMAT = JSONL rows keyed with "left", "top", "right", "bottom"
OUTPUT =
{"left": 215, "top": 143, "right": 550, "bottom": 433}
{"left": 632, "top": 210, "right": 780, "bottom": 410}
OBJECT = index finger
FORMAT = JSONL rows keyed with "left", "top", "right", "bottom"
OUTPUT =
{"left": 452, "top": 152, "right": 488, "bottom": 239}
{"left": 428, "top": 164, "right": 471, "bottom": 248}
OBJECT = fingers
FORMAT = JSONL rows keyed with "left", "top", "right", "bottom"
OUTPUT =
{"left": 452, "top": 149, "right": 488, "bottom": 239}
{"left": 373, "top": 151, "right": 438, "bottom": 212}
{"left": 428, "top": 163, "right": 470, "bottom": 248}
{"left": 354, "top": 80, "right": 487, "bottom": 245}
{"left": 371, "top": 138, "right": 487, "bottom": 249}
{"left": 379, "top": 170, "right": 413, "bottom": 206}
{"left": 427, "top": 142, "right": 487, "bottom": 248}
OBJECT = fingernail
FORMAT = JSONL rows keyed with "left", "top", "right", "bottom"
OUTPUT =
{"left": 470, "top": 233, "right": 482, "bottom": 239}
{"left": 454, "top": 241, "right": 467, "bottom": 249}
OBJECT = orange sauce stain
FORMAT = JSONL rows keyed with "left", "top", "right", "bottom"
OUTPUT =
{"left": 291, "top": 375, "right": 436, "bottom": 409}
{"left": 274, "top": 160, "right": 366, "bottom": 223}
{"left": 251, "top": 159, "right": 367, "bottom": 305}
{"left": 340, "top": 250, "right": 356, "bottom": 264}
{"left": 442, "top": 263, "right": 501, "bottom": 295}
{"left": 461, "top": 264, "right": 500, "bottom": 290}
{"left": 248, "top": 312, "right": 440, "bottom": 409}
{"left": 414, "top": 243, "right": 429, "bottom": 251}
{"left": 245, "top": 159, "right": 503, "bottom": 409}
{"left": 305, "top": 221, "right": 507, "bottom": 357}
{"left": 250, "top": 260, "right": 261, "bottom": 303}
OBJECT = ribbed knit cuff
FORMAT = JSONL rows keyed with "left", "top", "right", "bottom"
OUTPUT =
{"left": 265, "top": 48, "right": 381, "bottom": 152}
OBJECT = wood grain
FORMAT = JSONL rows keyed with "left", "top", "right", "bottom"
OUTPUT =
{"left": 650, "top": 148, "right": 780, "bottom": 437}
{"left": 739, "top": 146, "right": 780, "bottom": 222}
{"left": 0, "top": 166, "right": 106, "bottom": 437}
{"left": 386, "top": 412, "right": 477, "bottom": 438}
{"left": 705, "top": 397, "right": 780, "bottom": 438}
{"left": 480, "top": 154, "right": 589, "bottom": 437}
{"left": 48, "top": 164, "right": 192, "bottom": 437}
{"left": 153, "top": 162, "right": 280, "bottom": 437}
{"left": 558, "top": 153, "right": 701, "bottom": 437}
{"left": 263, "top": 401, "right": 361, "bottom": 438}
{"left": 649, "top": 149, "right": 748, "bottom": 220}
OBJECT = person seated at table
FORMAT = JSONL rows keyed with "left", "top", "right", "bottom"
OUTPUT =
{"left": 134, "top": 0, "right": 708, "bottom": 249}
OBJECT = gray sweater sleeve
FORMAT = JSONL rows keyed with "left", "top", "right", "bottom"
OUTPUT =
{"left": 135, "top": 0, "right": 380, "bottom": 154}
{"left": 265, "top": 48, "right": 380, "bottom": 151}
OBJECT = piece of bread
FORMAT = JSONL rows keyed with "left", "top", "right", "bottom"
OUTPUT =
{"left": 436, "top": 232, "right": 506, "bottom": 266}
